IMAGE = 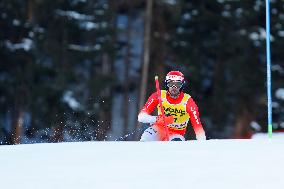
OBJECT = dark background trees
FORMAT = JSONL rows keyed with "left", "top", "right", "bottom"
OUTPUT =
{"left": 0, "top": 0, "right": 283, "bottom": 144}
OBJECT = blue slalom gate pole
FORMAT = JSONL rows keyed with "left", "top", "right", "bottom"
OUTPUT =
{"left": 266, "top": 0, "right": 272, "bottom": 138}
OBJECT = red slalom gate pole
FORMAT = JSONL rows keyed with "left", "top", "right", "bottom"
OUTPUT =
{"left": 155, "top": 76, "right": 169, "bottom": 141}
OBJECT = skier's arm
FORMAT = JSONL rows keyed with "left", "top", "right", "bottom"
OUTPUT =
{"left": 138, "top": 112, "right": 157, "bottom": 124}
{"left": 137, "top": 92, "right": 159, "bottom": 124}
{"left": 186, "top": 98, "right": 206, "bottom": 140}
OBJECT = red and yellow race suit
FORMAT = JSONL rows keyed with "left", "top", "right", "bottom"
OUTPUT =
{"left": 140, "top": 90, "right": 205, "bottom": 138}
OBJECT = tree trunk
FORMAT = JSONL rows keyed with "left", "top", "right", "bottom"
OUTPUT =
{"left": 51, "top": 121, "right": 64, "bottom": 142}
{"left": 138, "top": 0, "right": 153, "bottom": 110}
{"left": 11, "top": 0, "right": 37, "bottom": 145}
{"left": 153, "top": 3, "right": 166, "bottom": 80}
{"left": 11, "top": 109, "right": 24, "bottom": 144}
{"left": 210, "top": 54, "right": 226, "bottom": 132}
{"left": 122, "top": 5, "right": 133, "bottom": 137}
{"left": 96, "top": 53, "right": 112, "bottom": 141}
{"left": 233, "top": 108, "right": 253, "bottom": 139}
{"left": 27, "top": 0, "right": 35, "bottom": 23}
{"left": 51, "top": 21, "right": 68, "bottom": 142}
{"left": 11, "top": 76, "right": 28, "bottom": 145}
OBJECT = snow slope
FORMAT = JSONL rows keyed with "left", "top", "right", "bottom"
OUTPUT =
{"left": 0, "top": 139, "right": 283, "bottom": 189}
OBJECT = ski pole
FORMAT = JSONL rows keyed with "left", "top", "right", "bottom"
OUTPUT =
{"left": 266, "top": 0, "right": 272, "bottom": 138}
{"left": 155, "top": 76, "right": 169, "bottom": 141}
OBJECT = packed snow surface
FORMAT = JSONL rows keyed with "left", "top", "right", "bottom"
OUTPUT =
{"left": 0, "top": 139, "right": 284, "bottom": 189}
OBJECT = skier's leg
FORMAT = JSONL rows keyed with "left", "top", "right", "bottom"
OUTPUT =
{"left": 140, "top": 124, "right": 168, "bottom": 141}
{"left": 140, "top": 126, "right": 159, "bottom": 141}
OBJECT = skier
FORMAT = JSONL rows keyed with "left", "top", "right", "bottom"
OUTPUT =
{"left": 138, "top": 71, "right": 206, "bottom": 141}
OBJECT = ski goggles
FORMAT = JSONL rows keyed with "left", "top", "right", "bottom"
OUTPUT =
{"left": 167, "top": 81, "right": 183, "bottom": 89}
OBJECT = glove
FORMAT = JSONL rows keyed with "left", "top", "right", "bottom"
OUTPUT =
{"left": 155, "top": 115, "right": 174, "bottom": 126}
